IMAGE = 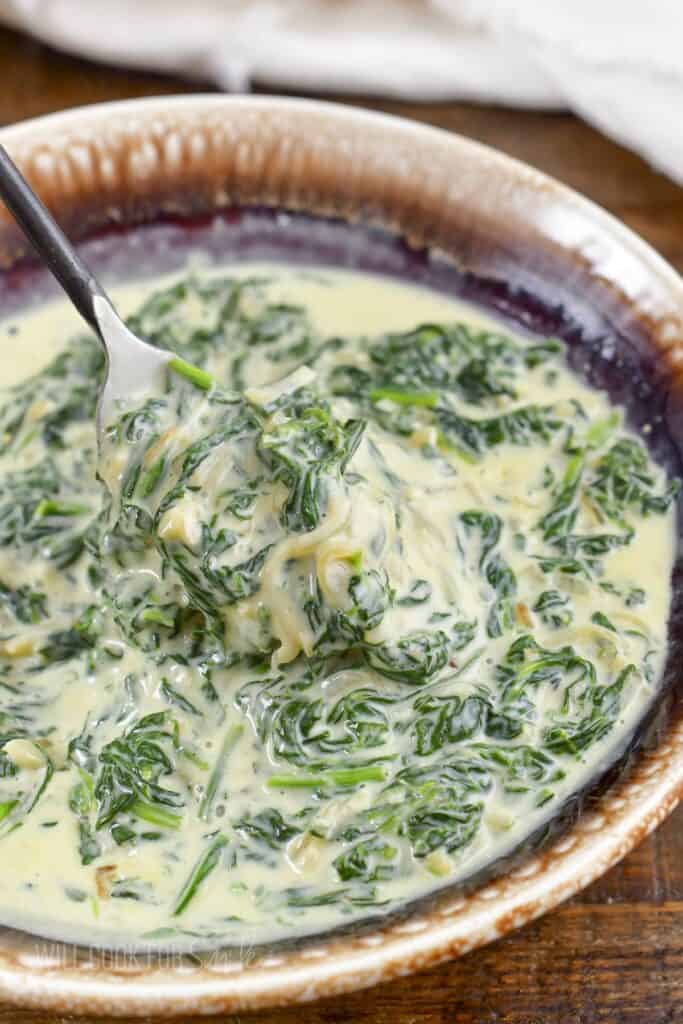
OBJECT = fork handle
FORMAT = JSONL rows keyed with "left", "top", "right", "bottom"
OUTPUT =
{"left": 0, "top": 144, "right": 106, "bottom": 337}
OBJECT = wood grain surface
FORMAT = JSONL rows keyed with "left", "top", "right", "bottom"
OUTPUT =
{"left": 0, "top": 22, "right": 682, "bottom": 1024}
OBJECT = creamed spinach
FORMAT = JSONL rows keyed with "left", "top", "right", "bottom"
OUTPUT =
{"left": 0, "top": 266, "right": 676, "bottom": 948}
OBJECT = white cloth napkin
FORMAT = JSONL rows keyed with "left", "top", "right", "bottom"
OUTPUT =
{"left": 2, "top": 0, "right": 682, "bottom": 185}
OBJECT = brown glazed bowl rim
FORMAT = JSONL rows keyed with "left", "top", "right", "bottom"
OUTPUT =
{"left": 0, "top": 95, "right": 682, "bottom": 1017}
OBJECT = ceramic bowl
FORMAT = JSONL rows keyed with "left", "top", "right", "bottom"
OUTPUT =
{"left": 0, "top": 95, "right": 682, "bottom": 1017}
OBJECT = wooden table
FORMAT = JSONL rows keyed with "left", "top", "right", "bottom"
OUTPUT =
{"left": 1, "top": 22, "right": 682, "bottom": 1024}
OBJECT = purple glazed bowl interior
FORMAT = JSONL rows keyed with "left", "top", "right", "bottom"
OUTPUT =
{"left": 0, "top": 96, "right": 682, "bottom": 1018}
